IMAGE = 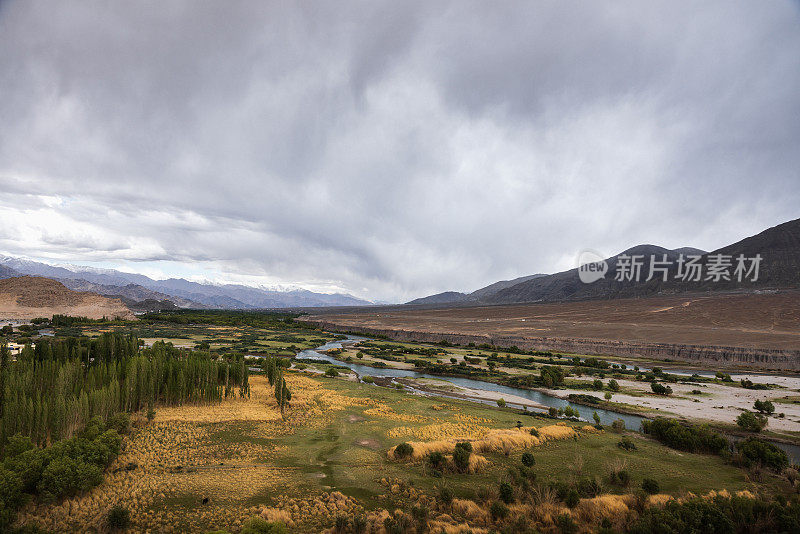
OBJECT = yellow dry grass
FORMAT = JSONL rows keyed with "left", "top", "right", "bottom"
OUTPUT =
{"left": 16, "top": 373, "right": 372, "bottom": 533}
{"left": 388, "top": 424, "right": 578, "bottom": 460}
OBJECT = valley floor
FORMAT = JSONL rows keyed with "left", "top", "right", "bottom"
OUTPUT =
{"left": 16, "top": 373, "right": 792, "bottom": 533}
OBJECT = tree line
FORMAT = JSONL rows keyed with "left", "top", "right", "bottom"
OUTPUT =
{"left": 0, "top": 333, "right": 250, "bottom": 448}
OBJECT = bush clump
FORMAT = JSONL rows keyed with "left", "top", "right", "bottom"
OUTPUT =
{"left": 107, "top": 505, "right": 130, "bottom": 530}
{"left": 394, "top": 442, "right": 413, "bottom": 459}
{"left": 735, "top": 437, "right": 788, "bottom": 472}
{"left": 521, "top": 452, "right": 535, "bottom": 467}
{"left": 642, "top": 417, "right": 728, "bottom": 454}
{"left": 737, "top": 410, "right": 768, "bottom": 433}
{"left": 641, "top": 478, "right": 660, "bottom": 494}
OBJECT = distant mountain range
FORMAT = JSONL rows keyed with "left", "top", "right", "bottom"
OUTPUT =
{"left": 406, "top": 274, "right": 547, "bottom": 305}
{"left": 0, "top": 256, "right": 372, "bottom": 310}
{"left": 408, "top": 217, "right": 800, "bottom": 305}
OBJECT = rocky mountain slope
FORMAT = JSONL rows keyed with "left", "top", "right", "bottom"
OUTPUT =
{"left": 408, "top": 217, "right": 800, "bottom": 305}
{"left": 0, "top": 277, "right": 136, "bottom": 320}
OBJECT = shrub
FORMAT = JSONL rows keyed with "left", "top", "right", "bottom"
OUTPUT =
{"left": 361, "top": 376, "right": 374, "bottom": 383}
{"left": 521, "top": 452, "right": 535, "bottom": 467}
{"left": 618, "top": 437, "right": 637, "bottom": 451}
{"left": 629, "top": 494, "right": 800, "bottom": 534}
{"left": 438, "top": 486, "right": 453, "bottom": 504}
{"left": 642, "top": 417, "right": 728, "bottom": 454}
{"left": 735, "top": 438, "right": 788, "bottom": 472}
{"left": 593, "top": 379, "right": 603, "bottom": 390}
{"left": 427, "top": 452, "right": 445, "bottom": 470}
{"left": 577, "top": 477, "right": 602, "bottom": 497}
{"left": 737, "top": 411, "right": 768, "bottom": 432}
{"left": 453, "top": 445, "right": 471, "bottom": 473}
{"left": 565, "top": 489, "right": 580, "bottom": 508}
{"left": 496, "top": 398, "right": 506, "bottom": 408}
{"left": 609, "top": 469, "right": 630, "bottom": 487}
{"left": 650, "top": 382, "right": 672, "bottom": 395}
{"left": 394, "top": 443, "right": 413, "bottom": 459}
{"left": 611, "top": 419, "right": 626, "bottom": 433}
{"left": 3, "top": 434, "right": 34, "bottom": 458}
{"left": 0, "top": 466, "right": 24, "bottom": 530}
{"left": 499, "top": 482, "right": 514, "bottom": 504}
{"left": 641, "top": 478, "right": 660, "bottom": 494}
{"left": 529, "top": 427, "right": 540, "bottom": 437}
{"left": 608, "top": 379, "right": 620, "bottom": 392}
{"left": 107, "top": 505, "right": 130, "bottom": 530}
{"left": 36, "top": 456, "right": 103, "bottom": 502}
{"left": 325, "top": 367, "right": 339, "bottom": 377}
{"left": 555, "top": 513, "right": 578, "bottom": 534}
{"left": 489, "top": 501, "right": 509, "bottom": 520}
{"left": 754, "top": 399, "right": 775, "bottom": 415}
{"left": 455, "top": 441, "right": 472, "bottom": 453}
{"left": 107, "top": 412, "right": 131, "bottom": 435}
{"left": 240, "top": 516, "right": 289, "bottom": 534}
{"left": 548, "top": 407, "right": 559, "bottom": 417}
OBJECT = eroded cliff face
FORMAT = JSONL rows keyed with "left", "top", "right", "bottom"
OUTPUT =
{"left": 304, "top": 319, "right": 800, "bottom": 371}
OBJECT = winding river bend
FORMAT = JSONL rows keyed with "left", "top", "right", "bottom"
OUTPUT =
{"left": 294, "top": 335, "right": 800, "bottom": 464}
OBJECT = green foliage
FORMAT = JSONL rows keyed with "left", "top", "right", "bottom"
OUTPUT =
{"left": 642, "top": 417, "right": 729, "bottom": 454}
{"left": 736, "top": 411, "right": 767, "bottom": 432}
{"left": 107, "top": 412, "right": 131, "bottom": 435}
{"left": 617, "top": 437, "right": 637, "bottom": 451}
{"left": 754, "top": 399, "right": 775, "bottom": 415}
{"left": 607, "top": 379, "right": 620, "bottom": 392}
{"left": 565, "top": 488, "right": 580, "bottom": 508}
{"left": 629, "top": 495, "right": 800, "bottom": 534}
{"left": 641, "top": 477, "right": 660, "bottom": 494}
{"left": 107, "top": 505, "right": 130, "bottom": 530}
{"left": 240, "top": 516, "right": 289, "bottom": 534}
{"left": 427, "top": 452, "right": 445, "bottom": 470}
{"left": 539, "top": 366, "right": 565, "bottom": 387}
{"left": 499, "top": 482, "right": 514, "bottom": 503}
{"left": 735, "top": 438, "right": 788, "bottom": 472}
{"left": 529, "top": 427, "right": 540, "bottom": 437}
{"left": 453, "top": 442, "right": 471, "bottom": 473}
{"left": 650, "top": 381, "right": 673, "bottom": 395}
{"left": 2, "top": 333, "right": 250, "bottom": 446}
{"left": 593, "top": 411, "right": 601, "bottom": 426}
{"left": 394, "top": 443, "right": 413, "bottom": 459}
{"left": 36, "top": 455, "right": 103, "bottom": 502}
{"left": 325, "top": 368, "right": 339, "bottom": 377}
{"left": 592, "top": 379, "right": 603, "bottom": 390}
{"left": 521, "top": 452, "right": 535, "bottom": 467}
{"left": 556, "top": 512, "right": 578, "bottom": 534}
{"left": 496, "top": 398, "right": 506, "bottom": 408}
{"left": 438, "top": 486, "right": 453, "bottom": 504}
{"left": 489, "top": 501, "right": 509, "bottom": 520}
{"left": 0, "top": 465, "right": 24, "bottom": 529}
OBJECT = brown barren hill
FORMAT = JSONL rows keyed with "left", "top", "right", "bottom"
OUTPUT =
{"left": 304, "top": 291, "right": 800, "bottom": 370}
{"left": 0, "top": 276, "right": 136, "bottom": 321}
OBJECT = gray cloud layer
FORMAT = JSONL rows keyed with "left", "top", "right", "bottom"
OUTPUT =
{"left": 1, "top": 1, "right": 798, "bottom": 301}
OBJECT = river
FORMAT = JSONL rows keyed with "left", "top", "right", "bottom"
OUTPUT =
{"left": 292, "top": 335, "right": 800, "bottom": 464}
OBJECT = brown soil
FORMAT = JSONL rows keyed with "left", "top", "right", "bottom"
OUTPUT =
{"left": 0, "top": 276, "right": 136, "bottom": 321}
{"left": 304, "top": 291, "right": 800, "bottom": 368}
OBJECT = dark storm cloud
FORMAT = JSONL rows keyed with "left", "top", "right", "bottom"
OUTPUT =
{"left": 0, "top": 0, "right": 798, "bottom": 301}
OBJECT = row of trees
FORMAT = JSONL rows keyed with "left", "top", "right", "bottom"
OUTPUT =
{"left": 0, "top": 334, "right": 250, "bottom": 447}
{"left": 261, "top": 355, "right": 291, "bottom": 417}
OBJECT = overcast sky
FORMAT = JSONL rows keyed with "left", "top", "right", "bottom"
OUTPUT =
{"left": 1, "top": 1, "right": 798, "bottom": 302}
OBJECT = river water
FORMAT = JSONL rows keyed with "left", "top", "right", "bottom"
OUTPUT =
{"left": 293, "top": 335, "right": 800, "bottom": 464}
